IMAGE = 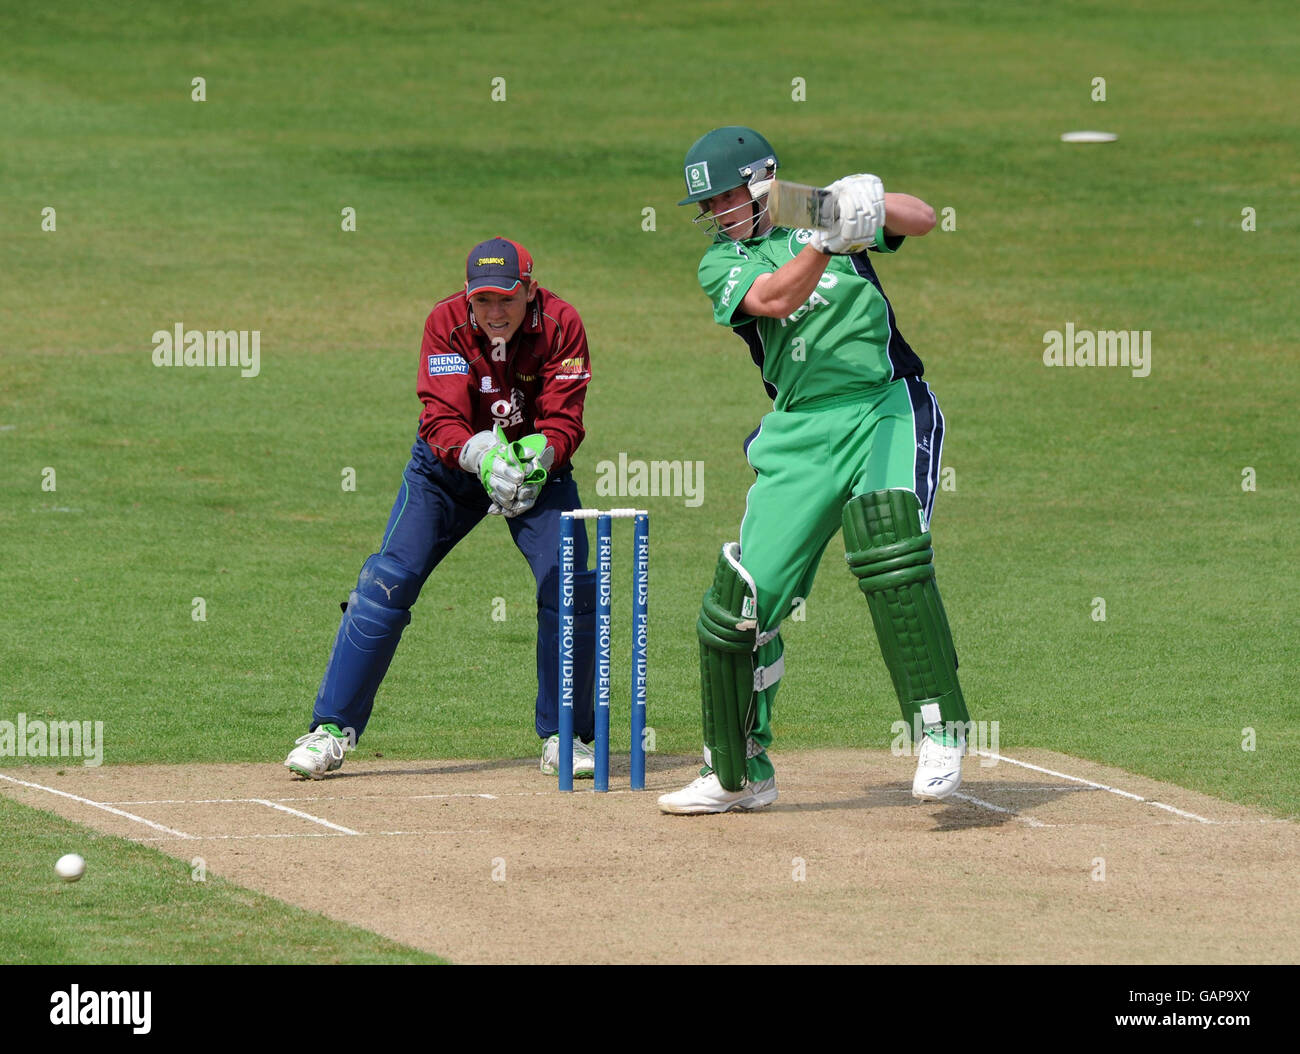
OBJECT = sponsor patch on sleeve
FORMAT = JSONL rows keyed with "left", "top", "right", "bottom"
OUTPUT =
{"left": 427, "top": 353, "right": 469, "bottom": 377}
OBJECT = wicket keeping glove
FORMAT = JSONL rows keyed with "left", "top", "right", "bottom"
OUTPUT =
{"left": 460, "top": 426, "right": 525, "bottom": 507}
{"left": 495, "top": 434, "right": 554, "bottom": 517}
{"left": 509, "top": 433, "right": 554, "bottom": 488}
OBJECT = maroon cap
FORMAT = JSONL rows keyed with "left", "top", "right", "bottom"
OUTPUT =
{"left": 465, "top": 237, "right": 534, "bottom": 295}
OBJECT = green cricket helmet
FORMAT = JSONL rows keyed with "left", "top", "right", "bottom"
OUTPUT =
{"left": 678, "top": 127, "right": 779, "bottom": 238}
{"left": 678, "top": 126, "right": 779, "bottom": 205}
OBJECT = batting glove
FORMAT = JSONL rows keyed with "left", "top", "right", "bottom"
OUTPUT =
{"left": 841, "top": 173, "right": 886, "bottom": 229}
{"left": 808, "top": 174, "right": 885, "bottom": 255}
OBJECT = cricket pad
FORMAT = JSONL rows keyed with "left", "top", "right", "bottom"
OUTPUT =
{"left": 842, "top": 490, "right": 969, "bottom": 737}
{"left": 696, "top": 548, "right": 758, "bottom": 792}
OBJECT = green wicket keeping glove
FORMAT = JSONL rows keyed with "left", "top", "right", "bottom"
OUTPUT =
{"left": 460, "top": 426, "right": 524, "bottom": 506}
{"left": 494, "top": 432, "right": 554, "bottom": 517}
{"left": 509, "top": 433, "right": 554, "bottom": 488}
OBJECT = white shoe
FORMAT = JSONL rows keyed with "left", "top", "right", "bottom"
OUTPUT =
{"left": 912, "top": 726, "right": 964, "bottom": 800}
{"left": 658, "top": 772, "right": 777, "bottom": 815}
{"left": 284, "top": 725, "right": 348, "bottom": 780}
{"left": 540, "top": 734, "right": 595, "bottom": 779}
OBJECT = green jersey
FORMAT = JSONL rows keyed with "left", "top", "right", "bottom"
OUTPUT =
{"left": 696, "top": 226, "right": 924, "bottom": 411}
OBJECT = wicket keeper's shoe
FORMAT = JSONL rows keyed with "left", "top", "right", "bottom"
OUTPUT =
{"left": 912, "top": 724, "right": 965, "bottom": 801}
{"left": 540, "top": 735, "right": 595, "bottom": 779}
{"left": 657, "top": 771, "right": 778, "bottom": 815}
{"left": 284, "top": 724, "right": 348, "bottom": 780}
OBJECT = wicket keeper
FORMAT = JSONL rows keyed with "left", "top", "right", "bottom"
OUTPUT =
{"left": 285, "top": 238, "right": 599, "bottom": 780}
{"left": 659, "top": 127, "right": 971, "bottom": 813}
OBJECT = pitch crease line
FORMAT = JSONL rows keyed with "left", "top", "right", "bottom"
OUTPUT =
{"left": 135, "top": 828, "right": 491, "bottom": 842}
{"left": 250, "top": 798, "right": 360, "bottom": 835}
{"left": 950, "top": 791, "right": 1051, "bottom": 828}
{"left": 0, "top": 773, "right": 195, "bottom": 839}
{"left": 100, "top": 792, "right": 499, "bottom": 805}
{"left": 973, "top": 751, "right": 1215, "bottom": 824}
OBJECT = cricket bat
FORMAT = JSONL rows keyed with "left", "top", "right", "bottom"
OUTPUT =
{"left": 766, "top": 180, "right": 837, "bottom": 231}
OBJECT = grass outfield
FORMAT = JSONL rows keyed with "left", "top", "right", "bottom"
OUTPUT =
{"left": 0, "top": 796, "right": 444, "bottom": 963}
{"left": 2, "top": 0, "right": 1296, "bottom": 883}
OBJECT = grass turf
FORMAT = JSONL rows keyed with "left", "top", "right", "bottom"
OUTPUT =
{"left": 0, "top": 795, "right": 444, "bottom": 963}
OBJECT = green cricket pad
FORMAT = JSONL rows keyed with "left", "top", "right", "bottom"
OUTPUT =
{"left": 696, "top": 545, "right": 763, "bottom": 792}
{"left": 842, "top": 490, "right": 969, "bottom": 736}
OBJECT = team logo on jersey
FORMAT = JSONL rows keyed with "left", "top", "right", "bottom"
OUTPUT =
{"left": 793, "top": 229, "right": 813, "bottom": 244}
{"left": 491, "top": 388, "right": 526, "bottom": 429}
{"left": 428, "top": 353, "right": 469, "bottom": 376}
{"left": 488, "top": 389, "right": 525, "bottom": 426}
{"left": 720, "top": 265, "right": 744, "bottom": 308}
{"left": 556, "top": 356, "right": 589, "bottom": 381}
{"left": 480, "top": 376, "right": 497, "bottom": 393}
{"left": 685, "top": 162, "right": 711, "bottom": 195}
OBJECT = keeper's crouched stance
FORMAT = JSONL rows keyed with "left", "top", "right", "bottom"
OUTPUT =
{"left": 284, "top": 238, "right": 599, "bottom": 781}
{"left": 659, "top": 126, "right": 971, "bottom": 814}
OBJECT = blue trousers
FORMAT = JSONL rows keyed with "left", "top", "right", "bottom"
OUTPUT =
{"left": 310, "top": 440, "right": 595, "bottom": 742}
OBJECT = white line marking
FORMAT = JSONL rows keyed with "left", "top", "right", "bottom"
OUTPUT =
{"left": 972, "top": 751, "right": 1216, "bottom": 824}
{"left": 407, "top": 793, "right": 499, "bottom": 801}
{"left": 1148, "top": 801, "right": 1216, "bottom": 822}
{"left": 0, "top": 773, "right": 195, "bottom": 839}
{"left": 950, "top": 791, "right": 1051, "bottom": 828}
{"left": 250, "top": 799, "right": 359, "bottom": 835}
{"left": 372, "top": 830, "right": 492, "bottom": 836}
{"left": 998, "top": 784, "right": 1101, "bottom": 793}
{"left": 885, "top": 785, "right": 1099, "bottom": 795}
{"left": 134, "top": 829, "right": 490, "bottom": 842}
{"left": 1145, "top": 818, "right": 1295, "bottom": 827}
{"left": 100, "top": 793, "right": 500, "bottom": 805}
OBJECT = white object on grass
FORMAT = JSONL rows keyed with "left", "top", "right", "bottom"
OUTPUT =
{"left": 1060, "top": 130, "right": 1118, "bottom": 143}
{"left": 55, "top": 853, "right": 85, "bottom": 882}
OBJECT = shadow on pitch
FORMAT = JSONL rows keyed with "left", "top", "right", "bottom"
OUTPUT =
{"left": 766, "top": 780, "right": 1092, "bottom": 831}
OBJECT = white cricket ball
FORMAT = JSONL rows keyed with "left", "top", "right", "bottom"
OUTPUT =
{"left": 54, "top": 853, "right": 85, "bottom": 882}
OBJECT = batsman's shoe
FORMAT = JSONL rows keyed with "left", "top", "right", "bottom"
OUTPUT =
{"left": 912, "top": 725, "right": 965, "bottom": 801}
{"left": 658, "top": 771, "right": 777, "bottom": 815}
{"left": 540, "top": 734, "right": 595, "bottom": 779}
{"left": 285, "top": 724, "right": 348, "bottom": 780}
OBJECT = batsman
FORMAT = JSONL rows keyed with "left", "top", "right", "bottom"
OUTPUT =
{"left": 659, "top": 127, "right": 971, "bottom": 814}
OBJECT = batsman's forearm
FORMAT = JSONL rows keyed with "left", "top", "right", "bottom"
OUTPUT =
{"left": 740, "top": 246, "right": 831, "bottom": 319}
{"left": 883, "top": 193, "right": 936, "bottom": 236}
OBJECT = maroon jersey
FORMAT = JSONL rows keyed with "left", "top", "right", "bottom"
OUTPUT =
{"left": 417, "top": 287, "right": 591, "bottom": 472}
